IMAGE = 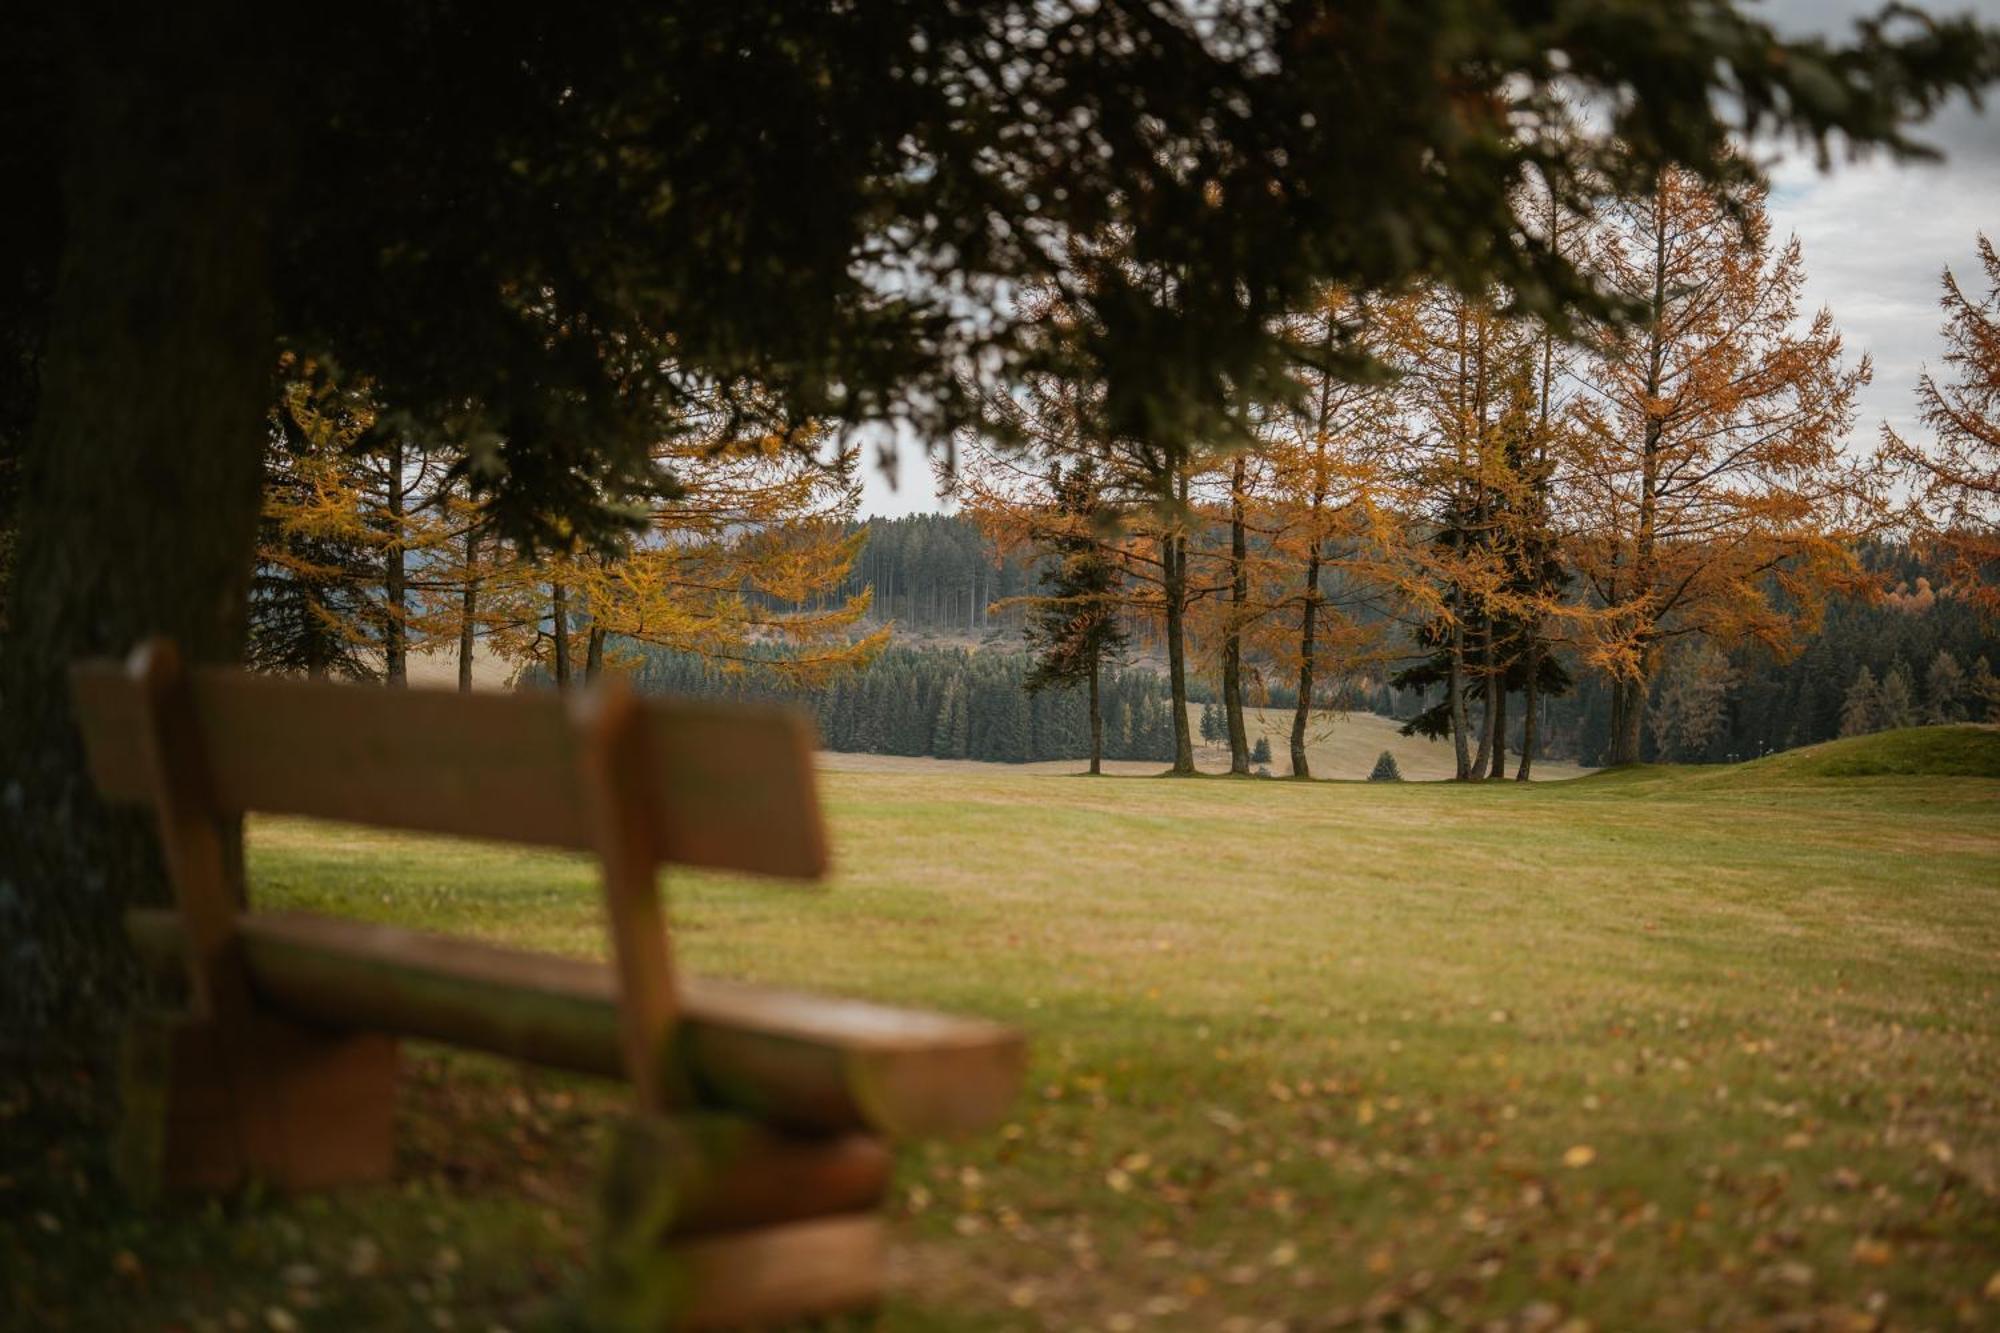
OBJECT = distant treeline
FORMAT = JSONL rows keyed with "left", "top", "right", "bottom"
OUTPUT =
{"left": 637, "top": 522, "right": 2000, "bottom": 770}
{"left": 1560, "top": 547, "right": 2000, "bottom": 764}
{"left": 824, "top": 514, "right": 1037, "bottom": 635}
{"left": 630, "top": 641, "right": 1179, "bottom": 763}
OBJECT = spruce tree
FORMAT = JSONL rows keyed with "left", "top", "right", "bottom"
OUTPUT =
{"left": 1368, "top": 751, "right": 1404, "bottom": 782}
{"left": 1249, "top": 736, "right": 1273, "bottom": 766}
{"left": 1926, "top": 650, "right": 1968, "bottom": 724}
{"left": 1878, "top": 664, "right": 1918, "bottom": 730}
{"left": 1973, "top": 656, "right": 2000, "bottom": 723}
{"left": 1839, "top": 665, "right": 1879, "bottom": 737}
{"left": 1021, "top": 460, "right": 1128, "bottom": 774}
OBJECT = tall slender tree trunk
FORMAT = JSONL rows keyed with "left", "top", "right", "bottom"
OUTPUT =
{"left": 1290, "top": 544, "right": 1321, "bottom": 778}
{"left": 1608, "top": 683, "right": 1626, "bottom": 766}
{"left": 1163, "top": 529, "right": 1194, "bottom": 774}
{"left": 551, "top": 582, "right": 572, "bottom": 689}
{"left": 585, "top": 623, "right": 607, "bottom": 683}
{"left": 1516, "top": 636, "right": 1540, "bottom": 780}
{"left": 1088, "top": 657, "right": 1103, "bottom": 776}
{"left": 1223, "top": 456, "right": 1250, "bottom": 775}
{"left": 457, "top": 525, "right": 480, "bottom": 692}
{"left": 383, "top": 435, "right": 407, "bottom": 686}
{"left": 1615, "top": 674, "right": 1647, "bottom": 765}
{"left": 1472, "top": 615, "right": 1496, "bottom": 776}
{"left": 0, "top": 7, "right": 283, "bottom": 1044}
{"left": 1447, "top": 611, "right": 1473, "bottom": 781}
{"left": 1610, "top": 189, "right": 1670, "bottom": 767}
{"left": 1487, "top": 668, "right": 1508, "bottom": 778}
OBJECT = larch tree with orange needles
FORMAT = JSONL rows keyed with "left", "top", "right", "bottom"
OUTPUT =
{"left": 1252, "top": 288, "right": 1413, "bottom": 778}
{"left": 1883, "top": 234, "right": 2000, "bottom": 618}
{"left": 1568, "top": 170, "right": 1879, "bottom": 766}
{"left": 527, "top": 413, "right": 887, "bottom": 692}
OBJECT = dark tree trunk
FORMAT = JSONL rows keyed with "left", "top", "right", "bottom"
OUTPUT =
{"left": 585, "top": 622, "right": 607, "bottom": 683}
{"left": 1612, "top": 673, "right": 1647, "bottom": 766}
{"left": 1223, "top": 456, "right": 1249, "bottom": 775}
{"left": 1087, "top": 657, "right": 1102, "bottom": 776}
{"left": 1472, "top": 614, "right": 1496, "bottom": 777}
{"left": 1516, "top": 636, "right": 1540, "bottom": 780}
{"left": 1290, "top": 545, "right": 1321, "bottom": 779}
{"left": 1162, "top": 528, "right": 1194, "bottom": 775}
{"left": 1447, "top": 610, "right": 1472, "bottom": 780}
{"left": 1487, "top": 672, "right": 1508, "bottom": 779}
{"left": 382, "top": 435, "right": 407, "bottom": 686}
{"left": 0, "top": 9, "right": 282, "bottom": 1045}
{"left": 457, "top": 526, "right": 480, "bottom": 692}
{"left": 551, "top": 582, "right": 572, "bottom": 689}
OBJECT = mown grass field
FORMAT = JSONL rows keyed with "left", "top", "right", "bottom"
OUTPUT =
{"left": 6, "top": 727, "right": 1998, "bottom": 1331}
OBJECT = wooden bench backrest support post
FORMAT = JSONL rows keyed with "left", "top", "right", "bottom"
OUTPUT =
{"left": 124, "top": 640, "right": 255, "bottom": 1025}
{"left": 73, "top": 638, "right": 829, "bottom": 1113}
{"left": 573, "top": 680, "right": 685, "bottom": 1113}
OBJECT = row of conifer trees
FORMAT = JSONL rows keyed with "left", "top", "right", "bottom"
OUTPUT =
{"left": 629, "top": 642, "right": 1178, "bottom": 764}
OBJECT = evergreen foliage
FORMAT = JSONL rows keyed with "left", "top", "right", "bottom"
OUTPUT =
{"left": 624, "top": 642, "right": 1177, "bottom": 764}
{"left": 1841, "top": 666, "right": 1881, "bottom": 738}
{"left": 1368, "top": 750, "right": 1404, "bottom": 782}
{"left": 1250, "top": 736, "right": 1273, "bottom": 766}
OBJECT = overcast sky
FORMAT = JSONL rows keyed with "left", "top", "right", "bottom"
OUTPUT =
{"left": 859, "top": 0, "right": 2000, "bottom": 518}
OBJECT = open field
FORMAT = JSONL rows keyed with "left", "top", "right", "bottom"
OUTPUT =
{"left": 823, "top": 707, "right": 1592, "bottom": 781}
{"left": 6, "top": 728, "right": 1998, "bottom": 1330}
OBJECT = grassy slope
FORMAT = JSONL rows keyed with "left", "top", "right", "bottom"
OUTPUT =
{"left": 8, "top": 728, "right": 1997, "bottom": 1330}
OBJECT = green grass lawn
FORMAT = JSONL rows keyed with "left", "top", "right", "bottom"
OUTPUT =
{"left": 7, "top": 727, "right": 1999, "bottom": 1331}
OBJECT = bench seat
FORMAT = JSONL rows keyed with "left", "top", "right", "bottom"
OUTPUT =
{"left": 127, "top": 908, "right": 1024, "bottom": 1139}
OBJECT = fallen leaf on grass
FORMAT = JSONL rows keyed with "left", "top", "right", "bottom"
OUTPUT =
{"left": 1562, "top": 1145, "right": 1596, "bottom": 1168}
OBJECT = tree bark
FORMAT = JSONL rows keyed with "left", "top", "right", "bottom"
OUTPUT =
{"left": 1515, "top": 636, "right": 1539, "bottom": 780}
{"left": 1289, "top": 545, "right": 1321, "bottom": 779}
{"left": 457, "top": 526, "right": 480, "bottom": 692}
{"left": 585, "top": 622, "right": 607, "bottom": 683}
{"left": 1472, "top": 614, "right": 1496, "bottom": 777}
{"left": 1162, "top": 529, "right": 1194, "bottom": 776}
{"left": 551, "top": 582, "right": 572, "bottom": 689}
{"left": 382, "top": 435, "right": 407, "bottom": 686}
{"left": 1447, "top": 607, "right": 1473, "bottom": 781}
{"left": 1614, "top": 672, "right": 1648, "bottom": 766}
{"left": 0, "top": 7, "right": 283, "bottom": 1045}
{"left": 1487, "top": 665, "right": 1508, "bottom": 778}
{"left": 1087, "top": 657, "right": 1102, "bottom": 776}
{"left": 1222, "top": 456, "right": 1249, "bottom": 775}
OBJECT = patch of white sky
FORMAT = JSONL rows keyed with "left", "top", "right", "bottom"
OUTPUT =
{"left": 859, "top": 0, "right": 2000, "bottom": 519}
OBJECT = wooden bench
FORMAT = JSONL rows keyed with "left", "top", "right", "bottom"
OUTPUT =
{"left": 72, "top": 639, "right": 1025, "bottom": 1331}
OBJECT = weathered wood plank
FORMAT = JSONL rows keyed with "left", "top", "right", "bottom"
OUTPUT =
{"left": 597, "top": 1114, "right": 893, "bottom": 1240}
{"left": 116, "top": 1012, "right": 397, "bottom": 1198}
{"left": 593, "top": 1212, "right": 885, "bottom": 1332}
{"left": 574, "top": 682, "right": 685, "bottom": 1113}
{"left": 71, "top": 660, "right": 827, "bottom": 879}
{"left": 127, "top": 909, "right": 1027, "bottom": 1139}
{"left": 125, "top": 640, "right": 255, "bottom": 1022}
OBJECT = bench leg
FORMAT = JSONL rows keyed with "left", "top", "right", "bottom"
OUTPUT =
{"left": 590, "top": 1114, "right": 890, "bottom": 1331}
{"left": 116, "top": 1012, "right": 398, "bottom": 1199}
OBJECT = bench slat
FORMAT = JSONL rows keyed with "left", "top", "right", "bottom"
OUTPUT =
{"left": 127, "top": 909, "right": 1025, "bottom": 1139}
{"left": 72, "top": 663, "right": 827, "bottom": 880}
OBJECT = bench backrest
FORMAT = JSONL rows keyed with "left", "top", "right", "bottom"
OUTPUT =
{"left": 72, "top": 638, "right": 829, "bottom": 1113}
{"left": 71, "top": 654, "right": 826, "bottom": 878}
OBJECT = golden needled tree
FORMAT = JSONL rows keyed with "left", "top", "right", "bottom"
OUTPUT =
{"left": 1883, "top": 233, "right": 2000, "bottom": 618}
{"left": 1567, "top": 169, "right": 1880, "bottom": 765}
